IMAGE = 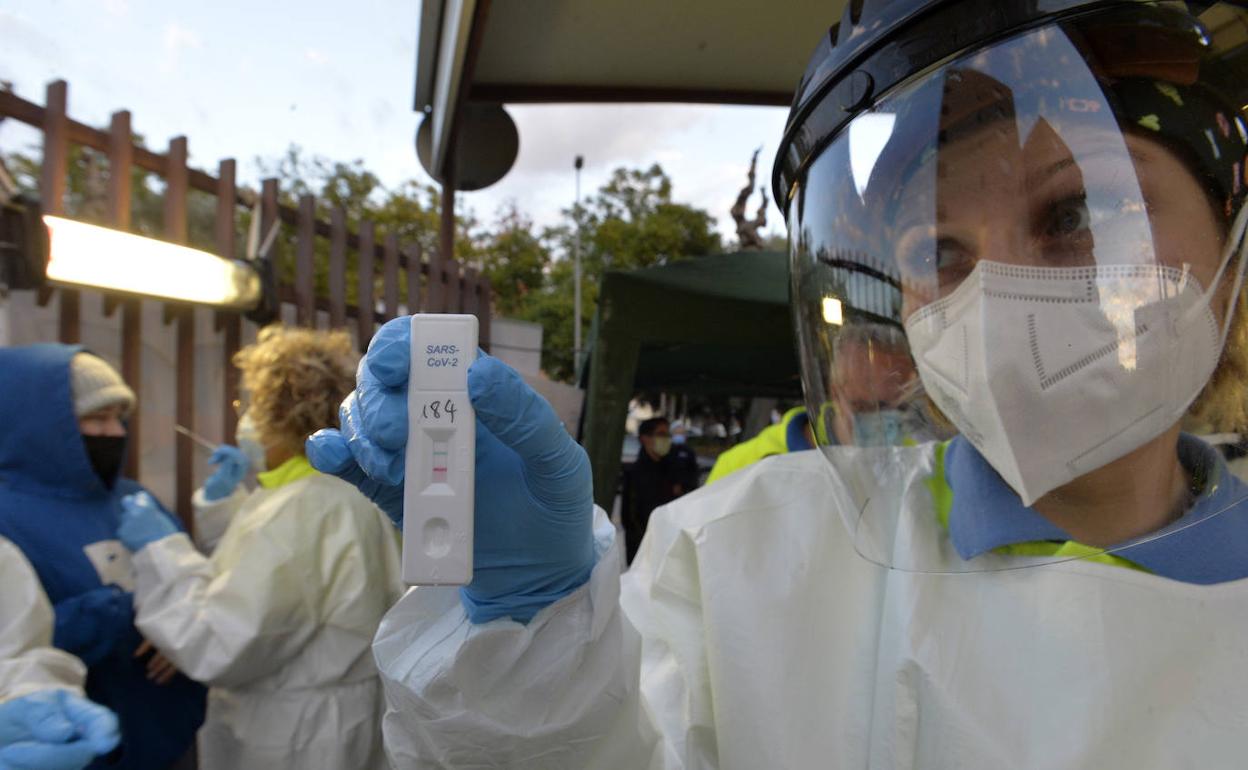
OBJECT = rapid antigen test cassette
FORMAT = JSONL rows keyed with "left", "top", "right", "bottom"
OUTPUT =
{"left": 402, "top": 314, "right": 477, "bottom": 585}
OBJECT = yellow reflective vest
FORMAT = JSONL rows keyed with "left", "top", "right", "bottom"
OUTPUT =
{"left": 706, "top": 406, "right": 808, "bottom": 484}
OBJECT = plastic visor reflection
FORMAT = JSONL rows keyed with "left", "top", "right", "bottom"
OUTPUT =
{"left": 848, "top": 112, "right": 896, "bottom": 198}
{"left": 823, "top": 296, "right": 844, "bottom": 325}
{"left": 43, "top": 215, "right": 261, "bottom": 310}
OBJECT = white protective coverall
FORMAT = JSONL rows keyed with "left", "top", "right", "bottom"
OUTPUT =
{"left": 374, "top": 446, "right": 1248, "bottom": 769}
{"left": 132, "top": 470, "right": 403, "bottom": 770}
{"left": 0, "top": 536, "right": 86, "bottom": 700}
{"left": 191, "top": 492, "right": 236, "bottom": 554}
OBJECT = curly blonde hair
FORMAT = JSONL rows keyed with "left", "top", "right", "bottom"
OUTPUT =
{"left": 1190, "top": 287, "right": 1248, "bottom": 434}
{"left": 234, "top": 325, "right": 357, "bottom": 455}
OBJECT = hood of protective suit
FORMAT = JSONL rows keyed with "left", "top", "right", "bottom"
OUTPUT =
{"left": 0, "top": 343, "right": 120, "bottom": 498}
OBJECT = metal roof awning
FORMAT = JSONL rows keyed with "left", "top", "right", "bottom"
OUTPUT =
{"left": 415, "top": 0, "right": 835, "bottom": 180}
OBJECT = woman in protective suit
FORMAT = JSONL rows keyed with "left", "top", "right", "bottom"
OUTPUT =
{"left": 310, "top": 1, "right": 1248, "bottom": 767}
{"left": 117, "top": 326, "right": 403, "bottom": 770}
{"left": 0, "top": 536, "right": 120, "bottom": 770}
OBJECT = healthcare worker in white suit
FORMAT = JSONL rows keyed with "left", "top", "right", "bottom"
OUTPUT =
{"left": 117, "top": 326, "right": 403, "bottom": 770}
{"left": 0, "top": 536, "right": 120, "bottom": 769}
{"left": 308, "top": 1, "right": 1248, "bottom": 767}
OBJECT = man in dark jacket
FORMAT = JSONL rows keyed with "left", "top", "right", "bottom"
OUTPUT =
{"left": 667, "top": 420, "right": 701, "bottom": 497}
{"left": 621, "top": 417, "right": 679, "bottom": 564}
{"left": 0, "top": 344, "right": 205, "bottom": 769}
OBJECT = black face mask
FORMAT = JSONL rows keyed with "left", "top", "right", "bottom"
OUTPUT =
{"left": 82, "top": 435, "right": 126, "bottom": 488}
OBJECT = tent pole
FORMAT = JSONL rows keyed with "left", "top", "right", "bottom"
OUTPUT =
{"left": 573, "top": 155, "right": 584, "bottom": 374}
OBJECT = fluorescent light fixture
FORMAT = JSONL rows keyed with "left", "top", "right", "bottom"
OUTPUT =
{"left": 43, "top": 215, "right": 261, "bottom": 310}
{"left": 822, "top": 296, "right": 844, "bottom": 325}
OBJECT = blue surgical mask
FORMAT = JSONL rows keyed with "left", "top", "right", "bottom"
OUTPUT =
{"left": 850, "top": 409, "right": 906, "bottom": 447}
{"left": 672, "top": 433, "right": 687, "bottom": 446}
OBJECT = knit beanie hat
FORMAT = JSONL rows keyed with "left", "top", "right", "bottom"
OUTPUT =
{"left": 70, "top": 353, "right": 136, "bottom": 418}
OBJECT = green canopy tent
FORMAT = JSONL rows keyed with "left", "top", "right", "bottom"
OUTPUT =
{"left": 580, "top": 251, "right": 801, "bottom": 510}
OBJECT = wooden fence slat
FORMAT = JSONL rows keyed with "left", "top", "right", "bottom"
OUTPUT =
{"left": 59, "top": 291, "right": 81, "bottom": 343}
{"left": 161, "top": 136, "right": 191, "bottom": 327}
{"left": 406, "top": 243, "right": 422, "bottom": 315}
{"left": 259, "top": 178, "right": 279, "bottom": 328}
{"left": 223, "top": 319, "right": 240, "bottom": 444}
{"left": 295, "top": 194, "right": 316, "bottom": 327}
{"left": 479, "top": 275, "right": 492, "bottom": 352}
{"left": 101, "top": 115, "right": 130, "bottom": 320}
{"left": 120, "top": 297, "right": 141, "bottom": 481}
{"left": 106, "top": 112, "right": 132, "bottom": 223}
{"left": 165, "top": 136, "right": 194, "bottom": 531}
{"left": 164, "top": 138, "right": 189, "bottom": 244}
{"left": 260, "top": 178, "right": 279, "bottom": 259}
{"left": 462, "top": 266, "right": 479, "bottom": 319}
{"left": 445, "top": 259, "right": 462, "bottom": 313}
{"left": 214, "top": 160, "right": 237, "bottom": 262}
{"left": 383, "top": 233, "right": 399, "bottom": 319}
{"left": 216, "top": 159, "right": 241, "bottom": 444}
{"left": 426, "top": 248, "right": 446, "bottom": 313}
{"left": 328, "top": 207, "right": 347, "bottom": 328}
{"left": 357, "top": 221, "right": 375, "bottom": 351}
{"left": 41, "top": 81, "right": 79, "bottom": 343}
{"left": 105, "top": 109, "right": 143, "bottom": 478}
{"left": 175, "top": 311, "right": 194, "bottom": 529}
{"left": 39, "top": 83, "right": 67, "bottom": 211}
{"left": 439, "top": 176, "right": 455, "bottom": 295}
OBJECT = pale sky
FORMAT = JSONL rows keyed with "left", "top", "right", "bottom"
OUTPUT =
{"left": 1, "top": 0, "right": 789, "bottom": 244}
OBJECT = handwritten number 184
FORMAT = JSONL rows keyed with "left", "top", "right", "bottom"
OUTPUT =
{"left": 422, "top": 399, "right": 458, "bottom": 423}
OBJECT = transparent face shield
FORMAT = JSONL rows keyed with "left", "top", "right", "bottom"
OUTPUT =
{"left": 790, "top": 3, "right": 1248, "bottom": 573}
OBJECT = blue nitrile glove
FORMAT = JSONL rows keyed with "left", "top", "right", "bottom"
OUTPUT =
{"left": 117, "top": 492, "right": 179, "bottom": 552}
{"left": 0, "top": 690, "right": 120, "bottom": 770}
{"left": 52, "top": 587, "right": 134, "bottom": 667}
{"left": 305, "top": 430, "right": 404, "bottom": 526}
{"left": 307, "top": 316, "right": 596, "bottom": 623}
{"left": 203, "top": 445, "right": 249, "bottom": 502}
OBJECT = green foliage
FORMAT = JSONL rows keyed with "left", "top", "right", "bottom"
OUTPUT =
{"left": 510, "top": 259, "right": 587, "bottom": 383}
{"left": 548, "top": 164, "right": 720, "bottom": 274}
{"left": 762, "top": 233, "right": 788, "bottom": 253}
{"left": 479, "top": 204, "right": 550, "bottom": 318}
{"left": 531, "top": 163, "right": 721, "bottom": 381}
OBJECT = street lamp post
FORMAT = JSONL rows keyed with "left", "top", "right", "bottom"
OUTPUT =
{"left": 573, "top": 155, "right": 584, "bottom": 375}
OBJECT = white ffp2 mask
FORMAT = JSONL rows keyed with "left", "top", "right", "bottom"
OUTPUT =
{"left": 904, "top": 261, "right": 1224, "bottom": 505}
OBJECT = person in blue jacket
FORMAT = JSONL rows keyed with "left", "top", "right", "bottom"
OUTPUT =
{"left": 0, "top": 344, "right": 206, "bottom": 769}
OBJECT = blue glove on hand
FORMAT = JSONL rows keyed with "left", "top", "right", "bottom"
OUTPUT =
{"left": 307, "top": 316, "right": 596, "bottom": 623}
{"left": 117, "top": 492, "right": 178, "bottom": 552}
{"left": 52, "top": 587, "right": 134, "bottom": 667}
{"left": 203, "top": 445, "right": 249, "bottom": 502}
{"left": 0, "top": 690, "right": 120, "bottom": 770}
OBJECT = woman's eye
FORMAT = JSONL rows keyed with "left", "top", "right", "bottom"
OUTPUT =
{"left": 1036, "top": 192, "right": 1101, "bottom": 264}
{"left": 934, "top": 238, "right": 974, "bottom": 282}
{"left": 1044, "top": 195, "right": 1091, "bottom": 238}
{"left": 895, "top": 229, "right": 975, "bottom": 296}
